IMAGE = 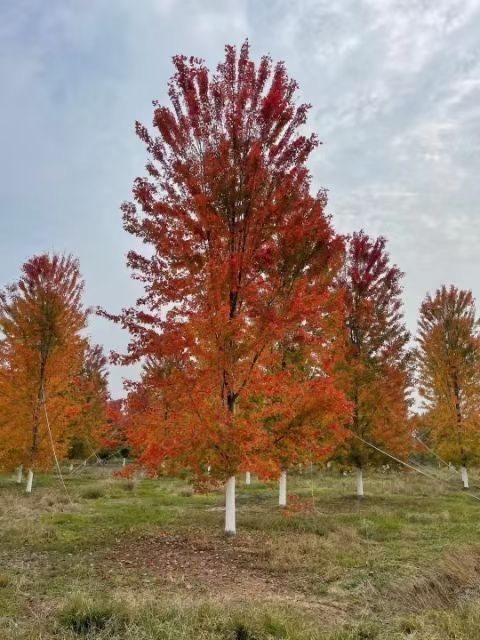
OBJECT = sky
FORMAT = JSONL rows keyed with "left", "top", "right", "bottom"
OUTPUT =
{"left": 1, "top": 0, "right": 479, "bottom": 397}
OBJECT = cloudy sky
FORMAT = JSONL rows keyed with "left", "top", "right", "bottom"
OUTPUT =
{"left": 1, "top": 0, "right": 479, "bottom": 396}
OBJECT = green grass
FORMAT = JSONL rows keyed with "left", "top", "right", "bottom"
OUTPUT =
{"left": 1, "top": 465, "right": 480, "bottom": 638}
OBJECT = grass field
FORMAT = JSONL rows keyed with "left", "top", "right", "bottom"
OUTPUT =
{"left": 1, "top": 466, "right": 480, "bottom": 639}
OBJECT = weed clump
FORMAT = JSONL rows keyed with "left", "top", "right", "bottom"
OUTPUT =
{"left": 81, "top": 487, "right": 105, "bottom": 500}
{"left": 231, "top": 622, "right": 258, "bottom": 640}
{"left": 396, "top": 546, "right": 480, "bottom": 611}
{"left": 58, "top": 595, "right": 128, "bottom": 634}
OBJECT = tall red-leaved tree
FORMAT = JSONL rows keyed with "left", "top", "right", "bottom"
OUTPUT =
{"left": 334, "top": 231, "right": 412, "bottom": 495}
{"left": 103, "top": 42, "right": 346, "bottom": 533}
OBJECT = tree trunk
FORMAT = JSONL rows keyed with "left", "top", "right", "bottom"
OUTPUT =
{"left": 224, "top": 392, "right": 238, "bottom": 535}
{"left": 461, "top": 465, "right": 469, "bottom": 489}
{"left": 453, "top": 372, "right": 468, "bottom": 487}
{"left": 26, "top": 469, "right": 34, "bottom": 493}
{"left": 16, "top": 465, "right": 23, "bottom": 484}
{"left": 30, "top": 399, "right": 41, "bottom": 470}
{"left": 356, "top": 466, "right": 364, "bottom": 497}
{"left": 279, "top": 470, "right": 287, "bottom": 507}
{"left": 30, "top": 358, "right": 48, "bottom": 472}
{"left": 225, "top": 475, "right": 236, "bottom": 535}
{"left": 245, "top": 471, "right": 251, "bottom": 485}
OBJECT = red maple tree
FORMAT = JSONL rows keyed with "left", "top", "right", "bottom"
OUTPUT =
{"left": 103, "top": 42, "right": 347, "bottom": 533}
{"left": 333, "top": 231, "right": 412, "bottom": 495}
{"left": 98, "top": 398, "right": 130, "bottom": 463}
{"left": 67, "top": 343, "right": 110, "bottom": 460}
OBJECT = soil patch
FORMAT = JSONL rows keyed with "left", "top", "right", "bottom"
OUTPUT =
{"left": 101, "top": 530, "right": 349, "bottom": 619}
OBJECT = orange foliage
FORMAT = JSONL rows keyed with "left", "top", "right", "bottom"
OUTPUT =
{"left": 0, "top": 254, "right": 92, "bottom": 472}
{"left": 334, "top": 231, "right": 412, "bottom": 467}
{"left": 104, "top": 43, "right": 349, "bottom": 481}
{"left": 416, "top": 286, "right": 480, "bottom": 465}
{"left": 99, "top": 399, "right": 128, "bottom": 454}
{"left": 67, "top": 343, "right": 110, "bottom": 457}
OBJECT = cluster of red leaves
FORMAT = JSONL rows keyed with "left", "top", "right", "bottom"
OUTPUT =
{"left": 100, "top": 399, "right": 127, "bottom": 450}
{"left": 331, "top": 232, "right": 412, "bottom": 467}
{"left": 281, "top": 493, "right": 316, "bottom": 518}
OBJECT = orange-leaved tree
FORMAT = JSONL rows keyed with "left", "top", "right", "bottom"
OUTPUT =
{"left": 98, "top": 398, "right": 130, "bottom": 464}
{"left": 66, "top": 343, "right": 110, "bottom": 461}
{"left": 102, "top": 41, "right": 346, "bottom": 533}
{"left": 334, "top": 231, "right": 412, "bottom": 496}
{"left": 0, "top": 254, "right": 87, "bottom": 491}
{"left": 416, "top": 285, "right": 480, "bottom": 488}
{"left": 256, "top": 288, "right": 349, "bottom": 506}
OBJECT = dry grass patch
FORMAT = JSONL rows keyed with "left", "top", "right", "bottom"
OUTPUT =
{"left": 0, "top": 490, "right": 75, "bottom": 517}
{"left": 264, "top": 526, "right": 365, "bottom": 573}
{"left": 394, "top": 545, "right": 480, "bottom": 612}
